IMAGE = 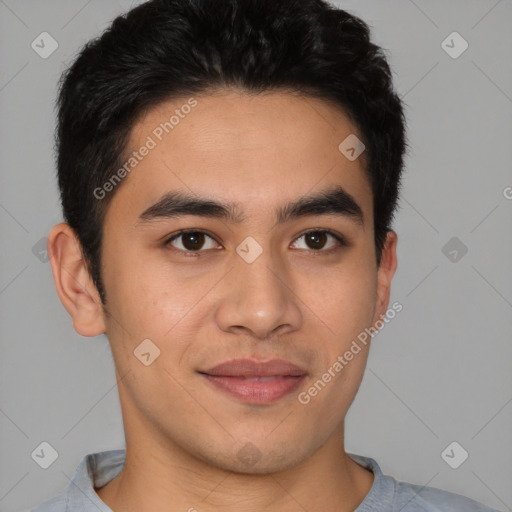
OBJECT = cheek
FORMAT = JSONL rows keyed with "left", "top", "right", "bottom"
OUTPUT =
{"left": 112, "top": 273, "right": 200, "bottom": 341}
{"left": 103, "top": 256, "right": 223, "bottom": 374}
{"left": 297, "top": 273, "right": 374, "bottom": 418}
{"left": 299, "top": 256, "right": 377, "bottom": 344}
{"left": 103, "top": 270, "right": 200, "bottom": 394}
{"left": 304, "top": 252, "right": 377, "bottom": 409}
{"left": 103, "top": 241, "right": 178, "bottom": 328}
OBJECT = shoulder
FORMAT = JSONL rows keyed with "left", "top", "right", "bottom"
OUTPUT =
{"left": 349, "top": 453, "right": 501, "bottom": 512}
{"left": 30, "top": 448, "right": 125, "bottom": 512}
{"left": 30, "top": 494, "right": 67, "bottom": 512}
{"left": 393, "top": 479, "right": 501, "bottom": 511}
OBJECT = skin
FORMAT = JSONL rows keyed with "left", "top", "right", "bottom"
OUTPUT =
{"left": 48, "top": 89, "right": 397, "bottom": 512}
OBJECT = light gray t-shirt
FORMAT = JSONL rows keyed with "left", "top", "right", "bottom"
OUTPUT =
{"left": 31, "top": 449, "right": 501, "bottom": 511}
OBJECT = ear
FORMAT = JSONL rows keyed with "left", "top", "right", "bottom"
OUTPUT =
{"left": 372, "top": 230, "right": 398, "bottom": 325}
{"left": 47, "top": 223, "right": 106, "bottom": 337}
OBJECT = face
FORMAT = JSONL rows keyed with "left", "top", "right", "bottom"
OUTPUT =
{"left": 89, "top": 90, "right": 396, "bottom": 473}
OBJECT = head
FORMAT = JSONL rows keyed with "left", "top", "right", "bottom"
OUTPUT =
{"left": 49, "top": 0, "right": 407, "bottom": 474}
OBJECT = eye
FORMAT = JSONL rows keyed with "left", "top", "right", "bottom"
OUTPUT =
{"left": 165, "top": 230, "right": 220, "bottom": 254}
{"left": 291, "top": 230, "right": 346, "bottom": 252}
{"left": 164, "top": 228, "right": 346, "bottom": 256}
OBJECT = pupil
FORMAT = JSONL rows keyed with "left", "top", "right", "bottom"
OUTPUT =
{"left": 307, "top": 232, "right": 326, "bottom": 249}
{"left": 183, "top": 232, "right": 204, "bottom": 251}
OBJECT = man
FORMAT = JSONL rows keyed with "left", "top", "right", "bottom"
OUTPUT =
{"left": 33, "top": 0, "right": 499, "bottom": 510}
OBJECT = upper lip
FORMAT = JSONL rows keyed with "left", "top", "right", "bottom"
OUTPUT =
{"left": 200, "top": 358, "right": 307, "bottom": 378}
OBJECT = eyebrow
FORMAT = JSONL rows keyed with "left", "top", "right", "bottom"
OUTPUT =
{"left": 137, "top": 185, "right": 364, "bottom": 227}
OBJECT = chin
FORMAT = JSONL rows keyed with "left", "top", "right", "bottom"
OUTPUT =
{"left": 193, "top": 439, "right": 312, "bottom": 475}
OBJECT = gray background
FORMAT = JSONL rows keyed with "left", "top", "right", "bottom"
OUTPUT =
{"left": 0, "top": 1, "right": 511, "bottom": 511}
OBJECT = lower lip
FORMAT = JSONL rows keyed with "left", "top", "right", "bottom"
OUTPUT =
{"left": 201, "top": 374, "right": 306, "bottom": 404}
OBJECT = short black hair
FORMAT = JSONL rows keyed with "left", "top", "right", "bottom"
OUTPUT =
{"left": 55, "top": 0, "right": 408, "bottom": 304}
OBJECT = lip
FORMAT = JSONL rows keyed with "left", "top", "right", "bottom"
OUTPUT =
{"left": 198, "top": 358, "right": 307, "bottom": 404}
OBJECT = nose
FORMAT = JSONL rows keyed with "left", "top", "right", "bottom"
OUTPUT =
{"left": 214, "top": 246, "right": 303, "bottom": 340}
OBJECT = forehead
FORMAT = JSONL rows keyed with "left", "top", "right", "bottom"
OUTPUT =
{"left": 108, "top": 90, "right": 373, "bottom": 227}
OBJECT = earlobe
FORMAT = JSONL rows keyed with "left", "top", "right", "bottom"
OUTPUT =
{"left": 47, "top": 223, "right": 106, "bottom": 337}
{"left": 373, "top": 230, "right": 398, "bottom": 323}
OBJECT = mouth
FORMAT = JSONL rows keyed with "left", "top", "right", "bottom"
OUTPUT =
{"left": 198, "top": 358, "right": 307, "bottom": 404}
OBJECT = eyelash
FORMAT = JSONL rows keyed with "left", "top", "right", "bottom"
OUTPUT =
{"left": 164, "top": 229, "right": 347, "bottom": 257}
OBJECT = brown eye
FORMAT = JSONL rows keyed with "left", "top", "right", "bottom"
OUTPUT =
{"left": 181, "top": 232, "right": 205, "bottom": 251}
{"left": 166, "top": 231, "right": 219, "bottom": 252}
{"left": 305, "top": 231, "right": 328, "bottom": 250}
{"left": 291, "top": 230, "right": 345, "bottom": 252}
